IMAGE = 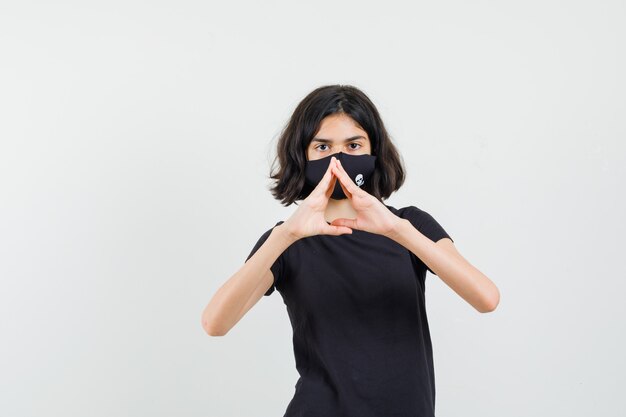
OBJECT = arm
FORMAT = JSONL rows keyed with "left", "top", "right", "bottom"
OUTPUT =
{"left": 201, "top": 223, "right": 297, "bottom": 336}
{"left": 387, "top": 219, "right": 500, "bottom": 313}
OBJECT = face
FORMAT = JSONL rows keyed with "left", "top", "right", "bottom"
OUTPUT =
{"left": 306, "top": 113, "right": 372, "bottom": 161}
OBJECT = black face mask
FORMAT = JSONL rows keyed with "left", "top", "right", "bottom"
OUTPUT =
{"left": 304, "top": 152, "right": 377, "bottom": 200}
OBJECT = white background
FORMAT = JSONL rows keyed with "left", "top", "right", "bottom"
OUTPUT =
{"left": 1, "top": 1, "right": 624, "bottom": 416}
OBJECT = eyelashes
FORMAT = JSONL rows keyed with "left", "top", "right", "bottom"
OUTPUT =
{"left": 316, "top": 143, "right": 362, "bottom": 151}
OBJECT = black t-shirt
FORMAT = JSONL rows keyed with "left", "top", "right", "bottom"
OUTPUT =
{"left": 245, "top": 204, "right": 453, "bottom": 417}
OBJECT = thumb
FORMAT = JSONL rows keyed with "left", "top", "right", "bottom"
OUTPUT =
{"left": 330, "top": 217, "right": 359, "bottom": 230}
{"left": 322, "top": 224, "right": 353, "bottom": 236}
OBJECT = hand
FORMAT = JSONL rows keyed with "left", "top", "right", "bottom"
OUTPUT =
{"left": 328, "top": 159, "right": 403, "bottom": 237}
{"left": 282, "top": 156, "right": 354, "bottom": 240}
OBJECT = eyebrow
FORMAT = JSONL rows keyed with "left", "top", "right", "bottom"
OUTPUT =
{"left": 311, "top": 135, "right": 366, "bottom": 143}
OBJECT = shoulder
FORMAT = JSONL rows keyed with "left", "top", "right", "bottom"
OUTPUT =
{"left": 384, "top": 203, "right": 426, "bottom": 220}
{"left": 258, "top": 220, "right": 285, "bottom": 237}
{"left": 386, "top": 203, "right": 453, "bottom": 243}
{"left": 386, "top": 204, "right": 449, "bottom": 233}
{"left": 249, "top": 220, "right": 286, "bottom": 248}
{"left": 246, "top": 220, "right": 287, "bottom": 262}
{"left": 263, "top": 220, "right": 285, "bottom": 228}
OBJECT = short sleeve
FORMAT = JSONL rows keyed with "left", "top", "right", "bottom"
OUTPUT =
{"left": 244, "top": 221, "right": 285, "bottom": 296}
{"left": 401, "top": 206, "right": 453, "bottom": 275}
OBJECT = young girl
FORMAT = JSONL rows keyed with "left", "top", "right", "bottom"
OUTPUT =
{"left": 202, "top": 84, "right": 499, "bottom": 417}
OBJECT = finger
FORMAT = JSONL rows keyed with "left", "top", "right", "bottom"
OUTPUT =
{"left": 322, "top": 158, "right": 340, "bottom": 198}
{"left": 311, "top": 157, "right": 338, "bottom": 197}
{"left": 330, "top": 217, "right": 359, "bottom": 230}
{"left": 331, "top": 161, "right": 356, "bottom": 199}
{"left": 336, "top": 173, "right": 353, "bottom": 200}
{"left": 333, "top": 160, "right": 355, "bottom": 194}
{"left": 325, "top": 173, "right": 338, "bottom": 199}
{"left": 322, "top": 224, "right": 353, "bottom": 236}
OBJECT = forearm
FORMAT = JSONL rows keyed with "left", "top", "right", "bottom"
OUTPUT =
{"left": 387, "top": 218, "right": 499, "bottom": 313}
{"left": 202, "top": 224, "right": 297, "bottom": 334}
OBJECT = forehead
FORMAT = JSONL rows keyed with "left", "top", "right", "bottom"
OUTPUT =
{"left": 315, "top": 114, "right": 369, "bottom": 140}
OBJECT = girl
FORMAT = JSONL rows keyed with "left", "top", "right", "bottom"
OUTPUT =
{"left": 202, "top": 84, "right": 499, "bottom": 417}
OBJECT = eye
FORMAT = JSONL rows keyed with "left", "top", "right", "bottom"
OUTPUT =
{"left": 316, "top": 144, "right": 329, "bottom": 151}
{"left": 348, "top": 143, "right": 361, "bottom": 150}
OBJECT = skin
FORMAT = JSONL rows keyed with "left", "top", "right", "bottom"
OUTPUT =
{"left": 201, "top": 114, "right": 500, "bottom": 336}
{"left": 306, "top": 113, "right": 372, "bottom": 224}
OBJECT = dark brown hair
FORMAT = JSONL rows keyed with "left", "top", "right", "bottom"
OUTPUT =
{"left": 268, "top": 84, "right": 406, "bottom": 206}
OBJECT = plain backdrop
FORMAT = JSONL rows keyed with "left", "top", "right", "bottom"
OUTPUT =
{"left": 1, "top": 1, "right": 624, "bottom": 416}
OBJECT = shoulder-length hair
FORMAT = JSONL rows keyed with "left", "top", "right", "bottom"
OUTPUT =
{"left": 268, "top": 84, "right": 406, "bottom": 206}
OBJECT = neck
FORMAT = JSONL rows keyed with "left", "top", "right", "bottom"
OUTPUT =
{"left": 325, "top": 198, "right": 357, "bottom": 222}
